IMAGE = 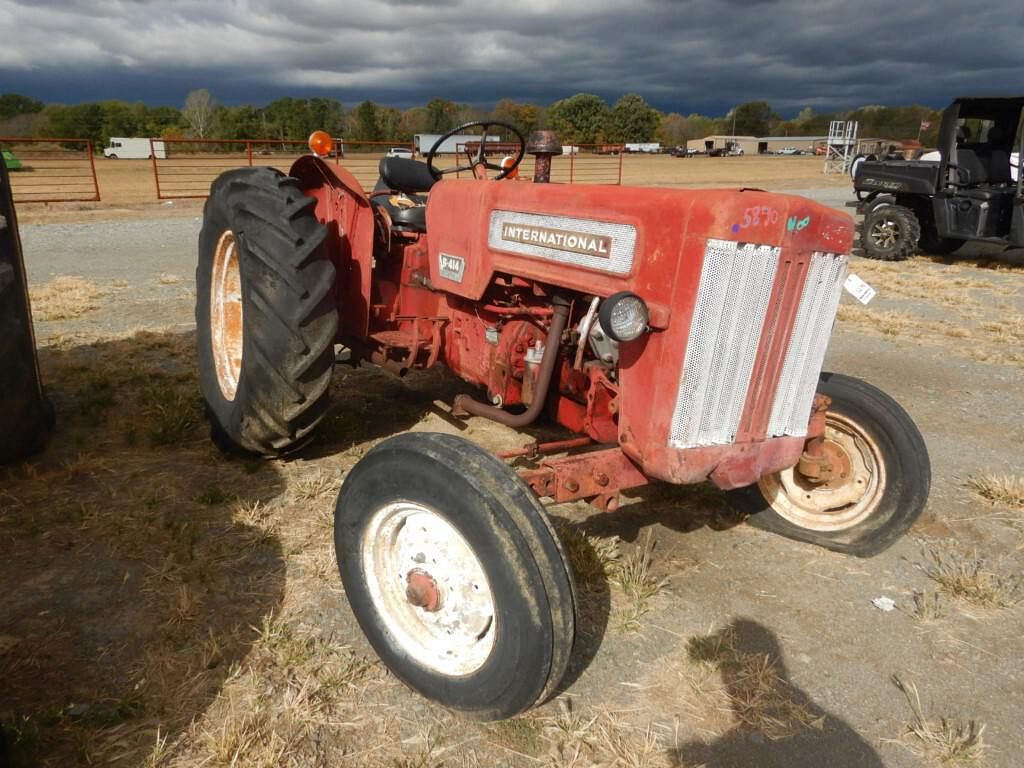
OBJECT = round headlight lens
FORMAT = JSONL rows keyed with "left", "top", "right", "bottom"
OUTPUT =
{"left": 308, "top": 130, "right": 334, "bottom": 157}
{"left": 598, "top": 292, "right": 649, "bottom": 342}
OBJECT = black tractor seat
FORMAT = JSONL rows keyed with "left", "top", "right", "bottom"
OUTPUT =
{"left": 379, "top": 157, "right": 436, "bottom": 195}
{"left": 371, "top": 157, "right": 434, "bottom": 233}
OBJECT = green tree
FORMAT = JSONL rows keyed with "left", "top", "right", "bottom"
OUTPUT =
{"left": 353, "top": 100, "right": 380, "bottom": 141}
{"left": 425, "top": 98, "right": 459, "bottom": 133}
{"left": 730, "top": 101, "right": 775, "bottom": 137}
{"left": 0, "top": 93, "right": 43, "bottom": 120}
{"left": 546, "top": 93, "right": 609, "bottom": 144}
{"left": 376, "top": 106, "right": 403, "bottom": 140}
{"left": 606, "top": 93, "right": 661, "bottom": 142}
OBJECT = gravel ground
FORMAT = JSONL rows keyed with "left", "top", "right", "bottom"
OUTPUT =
{"left": 13, "top": 189, "right": 1024, "bottom": 766}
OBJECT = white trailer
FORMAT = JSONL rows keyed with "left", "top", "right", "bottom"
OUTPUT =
{"left": 414, "top": 134, "right": 501, "bottom": 154}
{"left": 625, "top": 142, "right": 661, "bottom": 153}
{"left": 104, "top": 138, "right": 166, "bottom": 159}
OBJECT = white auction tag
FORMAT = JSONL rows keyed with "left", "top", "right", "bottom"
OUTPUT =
{"left": 843, "top": 273, "right": 876, "bottom": 304}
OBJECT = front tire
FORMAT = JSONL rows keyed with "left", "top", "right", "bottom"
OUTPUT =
{"left": 196, "top": 167, "right": 336, "bottom": 456}
{"left": 860, "top": 204, "right": 920, "bottom": 261}
{"left": 335, "top": 433, "right": 576, "bottom": 720}
{"left": 727, "top": 373, "right": 930, "bottom": 557}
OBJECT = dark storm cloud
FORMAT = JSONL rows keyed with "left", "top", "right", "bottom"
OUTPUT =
{"left": 2, "top": 0, "right": 1022, "bottom": 113}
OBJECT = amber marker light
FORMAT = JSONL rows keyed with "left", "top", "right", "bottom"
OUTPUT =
{"left": 308, "top": 130, "right": 333, "bottom": 157}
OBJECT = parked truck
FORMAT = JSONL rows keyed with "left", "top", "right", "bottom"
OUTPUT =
{"left": 103, "top": 137, "right": 166, "bottom": 160}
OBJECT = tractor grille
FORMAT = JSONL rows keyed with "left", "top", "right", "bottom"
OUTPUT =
{"left": 767, "top": 251, "right": 848, "bottom": 437}
{"left": 669, "top": 239, "right": 780, "bottom": 448}
{"left": 669, "top": 242, "right": 848, "bottom": 449}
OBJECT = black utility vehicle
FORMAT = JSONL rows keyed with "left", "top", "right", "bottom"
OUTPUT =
{"left": 850, "top": 97, "right": 1024, "bottom": 260}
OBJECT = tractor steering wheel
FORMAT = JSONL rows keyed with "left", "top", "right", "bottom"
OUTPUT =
{"left": 426, "top": 121, "right": 526, "bottom": 181}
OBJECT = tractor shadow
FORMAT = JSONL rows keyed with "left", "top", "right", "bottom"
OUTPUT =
{"left": 668, "top": 618, "right": 886, "bottom": 767}
{"left": 0, "top": 330, "right": 287, "bottom": 766}
{"left": 570, "top": 481, "right": 746, "bottom": 544}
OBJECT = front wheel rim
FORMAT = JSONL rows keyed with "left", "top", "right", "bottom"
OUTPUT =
{"left": 210, "top": 229, "right": 243, "bottom": 401}
{"left": 757, "top": 413, "right": 885, "bottom": 532}
{"left": 869, "top": 216, "right": 901, "bottom": 249}
{"left": 361, "top": 500, "right": 497, "bottom": 676}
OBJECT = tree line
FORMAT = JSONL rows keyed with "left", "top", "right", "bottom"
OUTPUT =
{"left": 0, "top": 89, "right": 945, "bottom": 151}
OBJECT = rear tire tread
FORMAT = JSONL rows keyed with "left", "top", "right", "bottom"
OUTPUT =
{"left": 197, "top": 166, "right": 336, "bottom": 456}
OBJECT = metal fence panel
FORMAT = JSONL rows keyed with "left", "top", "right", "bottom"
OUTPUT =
{"left": 0, "top": 138, "right": 99, "bottom": 203}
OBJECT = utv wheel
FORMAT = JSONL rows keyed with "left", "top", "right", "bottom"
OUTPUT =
{"left": 196, "top": 166, "right": 336, "bottom": 456}
{"left": 727, "top": 373, "right": 930, "bottom": 557}
{"left": 861, "top": 204, "right": 920, "bottom": 261}
{"left": 335, "top": 433, "right": 576, "bottom": 720}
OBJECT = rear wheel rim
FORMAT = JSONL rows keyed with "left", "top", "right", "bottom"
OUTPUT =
{"left": 757, "top": 413, "right": 885, "bottom": 532}
{"left": 362, "top": 500, "right": 497, "bottom": 676}
{"left": 210, "top": 229, "right": 243, "bottom": 401}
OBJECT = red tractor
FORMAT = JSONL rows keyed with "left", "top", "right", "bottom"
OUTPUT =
{"left": 196, "top": 122, "right": 930, "bottom": 720}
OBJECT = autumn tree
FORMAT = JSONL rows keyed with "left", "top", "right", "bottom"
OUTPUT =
{"left": 658, "top": 112, "right": 689, "bottom": 146}
{"left": 491, "top": 99, "right": 542, "bottom": 135}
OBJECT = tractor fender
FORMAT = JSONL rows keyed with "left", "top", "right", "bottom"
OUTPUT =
{"left": 289, "top": 155, "right": 375, "bottom": 339}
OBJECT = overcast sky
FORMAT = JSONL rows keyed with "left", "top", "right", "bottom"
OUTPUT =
{"left": 1, "top": 0, "right": 1022, "bottom": 116}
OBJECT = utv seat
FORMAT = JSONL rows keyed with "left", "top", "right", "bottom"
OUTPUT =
{"left": 371, "top": 157, "right": 436, "bottom": 233}
{"left": 952, "top": 149, "right": 1017, "bottom": 203}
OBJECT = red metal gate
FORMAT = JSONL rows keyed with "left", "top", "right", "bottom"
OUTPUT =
{"left": 0, "top": 138, "right": 99, "bottom": 203}
{"left": 152, "top": 138, "right": 415, "bottom": 199}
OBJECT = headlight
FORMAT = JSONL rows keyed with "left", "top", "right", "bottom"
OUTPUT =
{"left": 598, "top": 291, "right": 649, "bottom": 342}
{"left": 308, "top": 130, "right": 334, "bottom": 157}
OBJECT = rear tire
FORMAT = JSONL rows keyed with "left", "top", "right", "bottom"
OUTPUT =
{"left": 196, "top": 167, "right": 336, "bottom": 456}
{"left": 727, "top": 373, "right": 930, "bottom": 557}
{"left": 0, "top": 161, "right": 53, "bottom": 463}
{"left": 860, "top": 204, "right": 920, "bottom": 261}
{"left": 335, "top": 433, "right": 576, "bottom": 720}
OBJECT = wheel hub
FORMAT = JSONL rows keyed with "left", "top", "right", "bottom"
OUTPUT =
{"left": 757, "top": 413, "right": 884, "bottom": 532}
{"left": 406, "top": 569, "right": 442, "bottom": 612}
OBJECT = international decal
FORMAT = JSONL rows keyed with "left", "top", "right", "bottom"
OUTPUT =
{"left": 500, "top": 223, "right": 612, "bottom": 258}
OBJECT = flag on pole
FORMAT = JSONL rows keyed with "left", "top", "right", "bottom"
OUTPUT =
{"left": 920, "top": 120, "right": 932, "bottom": 131}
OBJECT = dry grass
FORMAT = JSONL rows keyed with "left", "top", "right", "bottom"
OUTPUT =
{"left": 554, "top": 520, "right": 621, "bottom": 589}
{"left": 543, "top": 702, "right": 668, "bottom": 768}
{"left": 892, "top": 676, "right": 987, "bottom": 766}
{"left": 29, "top": 275, "right": 114, "bottom": 320}
{"left": 609, "top": 532, "right": 669, "bottom": 633}
{"left": 680, "top": 625, "right": 823, "bottom": 741}
{"left": 919, "top": 543, "right": 1023, "bottom": 608}
{"left": 907, "top": 590, "right": 947, "bottom": 623}
{"left": 966, "top": 473, "right": 1024, "bottom": 510}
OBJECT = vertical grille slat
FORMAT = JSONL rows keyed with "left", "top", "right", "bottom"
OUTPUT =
{"left": 767, "top": 252, "right": 849, "bottom": 437}
{"left": 669, "top": 239, "right": 780, "bottom": 448}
